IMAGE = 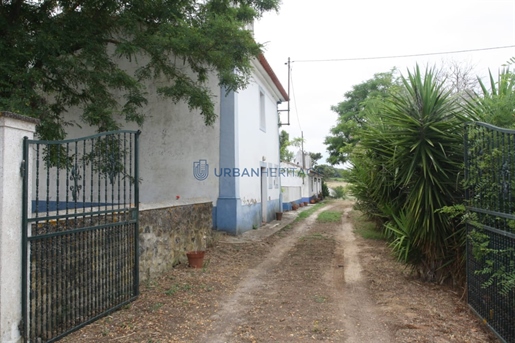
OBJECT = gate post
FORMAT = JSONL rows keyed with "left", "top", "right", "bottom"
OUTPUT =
{"left": 0, "top": 112, "right": 38, "bottom": 343}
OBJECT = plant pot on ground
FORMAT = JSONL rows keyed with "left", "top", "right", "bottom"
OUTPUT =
{"left": 186, "top": 250, "right": 205, "bottom": 268}
{"left": 276, "top": 212, "right": 283, "bottom": 221}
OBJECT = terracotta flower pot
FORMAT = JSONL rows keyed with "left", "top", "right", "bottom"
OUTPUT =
{"left": 304, "top": 202, "right": 308, "bottom": 206}
{"left": 186, "top": 251, "right": 205, "bottom": 268}
{"left": 276, "top": 212, "right": 283, "bottom": 221}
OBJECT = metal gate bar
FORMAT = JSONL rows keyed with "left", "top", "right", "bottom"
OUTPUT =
{"left": 21, "top": 130, "right": 140, "bottom": 342}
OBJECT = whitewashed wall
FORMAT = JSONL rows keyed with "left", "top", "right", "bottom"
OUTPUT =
{"left": 48, "top": 52, "right": 287, "bottom": 234}
{"left": 280, "top": 161, "right": 307, "bottom": 210}
{"left": 59, "top": 57, "right": 221, "bottom": 209}
{"left": 237, "top": 76, "right": 280, "bottom": 205}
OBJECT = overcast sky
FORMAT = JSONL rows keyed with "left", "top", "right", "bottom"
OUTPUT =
{"left": 253, "top": 0, "right": 515, "bottom": 166}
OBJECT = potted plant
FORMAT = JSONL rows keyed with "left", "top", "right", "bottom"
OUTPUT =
{"left": 276, "top": 211, "right": 283, "bottom": 220}
{"left": 291, "top": 202, "right": 299, "bottom": 211}
{"left": 186, "top": 235, "right": 207, "bottom": 268}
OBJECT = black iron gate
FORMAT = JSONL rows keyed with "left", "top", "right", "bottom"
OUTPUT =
{"left": 21, "top": 130, "right": 140, "bottom": 342}
{"left": 465, "top": 122, "right": 515, "bottom": 343}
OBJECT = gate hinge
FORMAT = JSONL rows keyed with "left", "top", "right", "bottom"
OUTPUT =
{"left": 20, "top": 160, "right": 26, "bottom": 177}
{"left": 130, "top": 208, "right": 138, "bottom": 220}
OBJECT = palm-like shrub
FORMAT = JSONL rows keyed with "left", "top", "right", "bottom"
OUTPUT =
{"left": 464, "top": 68, "right": 515, "bottom": 127}
{"left": 354, "top": 65, "right": 467, "bottom": 282}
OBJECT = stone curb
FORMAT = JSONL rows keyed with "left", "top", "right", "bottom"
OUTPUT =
{"left": 221, "top": 204, "right": 315, "bottom": 243}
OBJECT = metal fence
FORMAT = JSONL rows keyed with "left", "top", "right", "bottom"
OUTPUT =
{"left": 21, "top": 130, "right": 140, "bottom": 342}
{"left": 465, "top": 122, "right": 515, "bottom": 343}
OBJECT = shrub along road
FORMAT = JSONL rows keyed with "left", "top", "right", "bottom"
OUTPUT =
{"left": 62, "top": 200, "right": 498, "bottom": 342}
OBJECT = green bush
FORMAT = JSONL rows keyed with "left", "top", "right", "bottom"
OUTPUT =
{"left": 333, "top": 185, "right": 347, "bottom": 199}
{"left": 322, "top": 180, "right": 330, "bottom": 197}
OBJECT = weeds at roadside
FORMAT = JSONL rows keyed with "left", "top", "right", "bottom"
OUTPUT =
{"left": 150, "top": 303, "right": 164, "bottom": 312}
{"left": 312, "top": 320, "right": 323, "bottom": 333}
{"left": 350, "top": 210, "right": 385, "bottom": 240}
{"left": 164, "top": 283, "right": 193, "bottom": 296}
{"left": 317, "top": 210, "right": 342, "bottom": 223}
{"left": 313, "top": 295, "right": 327, "bottom": 303}
{"left": 202, "top": 258, "right": 211, "bottom": 271}
{"left": 275, "top": 224, "right": 293, "bottom": 237}
{"left": 296, "top": 201, "right": 327, "bottom": 221}
{"left": 144, "top": 278, "right": 158, "bottom": 290}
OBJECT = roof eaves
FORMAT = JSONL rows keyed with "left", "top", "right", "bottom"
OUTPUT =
{"left": 258, "top": 54, "right": 289, "bottom": 101}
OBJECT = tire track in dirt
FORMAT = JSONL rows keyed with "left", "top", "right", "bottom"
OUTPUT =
{"left": 200, "top": 200, "right": 392, "bottom": 342}
{"left": 330, "top": 204, "right": 392, "bottom": 342}
{"left": 199, "top": 204, "right": 334, "bottom": 343}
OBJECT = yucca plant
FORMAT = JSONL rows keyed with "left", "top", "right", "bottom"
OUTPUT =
{"left": 348, "top": 111, "right": 400, "bottom": 227}
{"left": 463, "top": 68, "right": 515, "bottom": 127}
{"left": 361, "top": 65, "right": 467, "bottom": 282}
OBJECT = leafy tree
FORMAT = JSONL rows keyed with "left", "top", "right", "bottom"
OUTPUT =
{"left": 279, "top": 130, "right": 306, "bottom": 162}
{"left": 0, "top": 0, "right": 279, "bottom": 139}
{"left": 324, "top": 69, "right": 398, "bottom": 165}
{"left": 313, "top": 164, "right": 342, "bottom": 179}
{"left": 309, "top": 152, "right": 322, "bottom": 166}
{"left": 279, "top": 130, "right": 294, "bottom": 162}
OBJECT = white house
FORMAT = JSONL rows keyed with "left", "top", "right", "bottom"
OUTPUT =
{"left": 279, "top": 160, "right": 307, "bottom": 211}
{"left": 280, "top": 150, "right": 323, "bottom": 211}
{"left": 215, "top": 54, "right": 288, "bottom": 233}
{"left": 60, "top": 53, "right": 288, "bottom": 235}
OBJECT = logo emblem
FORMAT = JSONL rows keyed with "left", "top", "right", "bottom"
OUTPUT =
{"left": 193, "top": 159, "right": 209, "bottom": 181}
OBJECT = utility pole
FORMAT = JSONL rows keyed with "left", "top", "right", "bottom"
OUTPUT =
{"left": 301, "top": 131, "right": 305, "bottom": 170}
{"left": 301, "top": 131, "right": 305, "bottom": 185}
{"left": 278, "top": 57, "right": 291, "bottom": 126}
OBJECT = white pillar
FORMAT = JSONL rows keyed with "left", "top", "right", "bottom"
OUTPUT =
{"left": 0, "top": 112, "right": 38, "bottom": 343}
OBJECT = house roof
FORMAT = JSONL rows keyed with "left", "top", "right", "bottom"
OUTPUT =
{"left": 258, "top": 54, "right": 289, "bottom": 102}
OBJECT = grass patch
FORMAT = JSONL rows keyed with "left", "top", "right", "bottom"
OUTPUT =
{"left": 317, "top": 210, "right": 342, "bottom": 223}
{"left": 350, "top": 210, "right": 385, "bottom": 240}
{"left": 164, "top": 283, "right": 192, "bottom": 296}
{"left": 296, "top": 202, "right": 326, "bottom": 221}
{"left": 313, "top": 295, "right": 328, "bottom": 303}
{"left": 150, "top": 302, "right": 164, "bottom": 312}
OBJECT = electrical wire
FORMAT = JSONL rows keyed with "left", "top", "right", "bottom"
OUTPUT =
{"left": 293, "top": 45, "right": 515, "bottom": 63}
{"left": 289, "top": 67, "right": 302, "bottom": 133}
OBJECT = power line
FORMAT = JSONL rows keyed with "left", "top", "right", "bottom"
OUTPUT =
{"left": 289, "top": 67, "right": 302, "bottom": 132}
{"left": 293, "top": 45, "right": 515, "bottom": 63}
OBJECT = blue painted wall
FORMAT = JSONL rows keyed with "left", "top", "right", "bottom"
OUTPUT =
{"left": 216, "top": 87, "right": 240, "bottom": 235}
{"left": 282, "top": 198, "right": 305, "bottom": 211}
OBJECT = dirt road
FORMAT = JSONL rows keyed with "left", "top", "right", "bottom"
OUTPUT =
{"left": 63, "top": 200, "right": 497, "bottom": 342}
{"left": 196, "top": 202, "right": 390, "bottom": 342}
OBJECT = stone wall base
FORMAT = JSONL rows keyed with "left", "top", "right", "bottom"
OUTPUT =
{"left": 139, "top": 202, "right": 213, "bottom": 281}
